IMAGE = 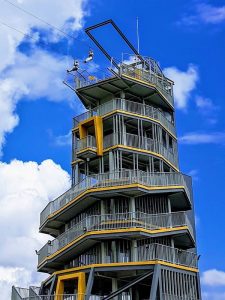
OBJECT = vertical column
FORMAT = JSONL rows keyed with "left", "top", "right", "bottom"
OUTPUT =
{"left": 112, "top": 278, "right": 118, "bottom": 300}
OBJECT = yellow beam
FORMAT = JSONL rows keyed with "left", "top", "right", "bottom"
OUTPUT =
{"left": 53, "top": 261, "right": 198, "bottom": 277}
{"left": 103, "top": 144, "right": 179, "bottom": 172}
{"left": 94, "top": 116, "right": 103, "bottom": 156}
{"left": 45, "top": 184, "right": 186, "bottom": 222}
{"left": 38, "top": 226, "right": 189, "bottom": 266}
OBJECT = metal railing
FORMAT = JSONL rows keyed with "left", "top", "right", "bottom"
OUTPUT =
{"left": 104, "top": 132, "right": 178, "bottom": 167}
{"left": 77, "top": 136, "right": 97, "bottom": 153}
{"left": 120, "top": 64, "right": 174, "bottom": 106}
{"left": 38, "top": 241, "right": 197, "bottom": 270}
{"left": 17, "top": 295, "right": 131, "bottom": 300}
{"left": 73, "top": 98, "right": 175, "bottom": 136}
{"left": 40, "top": 170, "right": 191, "bottom": 227}
{"left": 162, "top": 294, "right": 199, "bottom": 300}
{"left": 38, "top": 211, "right": 194, "bottom": 265}
{"left": 22, "top": 295, "right": 80, "bottom": 300}
{"left": 13, "top": 292, "right": 200, "bottom": 300}
{"left": 74, "top": 63, "right": 174, "bottom": 107}
{"left": 137, "top": 243, "right": 197, "bottom": 269}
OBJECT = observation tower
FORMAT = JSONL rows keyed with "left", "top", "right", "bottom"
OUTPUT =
{"left": 12, "top": 20, "right": 201, "bottom": 300}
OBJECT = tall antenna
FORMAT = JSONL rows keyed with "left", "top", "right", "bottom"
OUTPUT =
{"left": 136, "top": 17, "right": 140, "bottom": 54}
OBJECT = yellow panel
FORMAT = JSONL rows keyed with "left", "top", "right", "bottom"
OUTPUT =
{"left": 78, "top": 116, "right": 103, "bottom": 156}
{"left": 55, "top": 272, "right": 86, "bottom": 300}
{"left": 78, "top": 123, "right": 88, "bottom": 139}
{"left": 94, "top": 116, "right": 103, "bottom": 156}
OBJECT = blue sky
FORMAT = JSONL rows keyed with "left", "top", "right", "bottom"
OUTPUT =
{"left": 0, "top": 0, "right": 225, "bottom": 299}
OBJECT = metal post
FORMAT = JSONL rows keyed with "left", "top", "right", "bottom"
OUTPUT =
{"left": 86, "top": 268, "right": 95, "bottom": 300}
{"left": 149, "top": 264, "right": 161, "bottom": 300}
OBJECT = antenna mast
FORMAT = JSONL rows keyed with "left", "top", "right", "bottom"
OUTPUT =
{"left": 136, "top": 17, "right": 140, "bottom": 54}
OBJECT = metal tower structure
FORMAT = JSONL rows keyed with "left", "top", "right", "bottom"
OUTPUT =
{"left": 12, "top": 20, "right": 201, "bottom": 300}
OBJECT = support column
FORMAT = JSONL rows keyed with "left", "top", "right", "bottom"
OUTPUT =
{"left": 112, "top": 241, "right": 117, "bottom": 263}
{"left": 101, "top": 242, "right": 106, "bottom": 264}
{"left": 86, "top": 268, "right": 95, "bottom": 300}
{"left": 112, "top": 278, "right": 118, "bottom": 300}
{"left": 109, "top": 151, "right": 114, "bottom": 173}
{"left": 149, "top": 264, "right": 161, "bottom": 300}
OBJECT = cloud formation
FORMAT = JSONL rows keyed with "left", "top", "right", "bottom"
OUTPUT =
{"left": 0, "top": 0, "right": 88, "bottom": 155}
{"left": 202, "top": 269, "right": 225, "bottom": 287}
{"left": 163, "top": 65, "right": 198, "bottom": 109}
{"left": 179, "top": 131, "right": 225, "bottom": 145}
{"left": 180, "top": 3, "right": 225, "bottom": 26}
{"left": 0, "top": 159, "right": 71, "bottom": 299}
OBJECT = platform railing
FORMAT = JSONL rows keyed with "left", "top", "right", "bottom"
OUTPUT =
{"left": 38, "top": 241, "right": 198, "bottom": 270}
{"left": 104, "top": 132, "right": 178, "bottom": 167}
{"left": 22, "top": 295, "right": 79, "bottom": 300}
{"left": 14, "top": 292, "right": 200, "bottom": 300}
{"left": 77, "top": 136, "right": 97, "bottom": 153}
{"left": 74, "top": 63, "right": 174, "bottom": 107}
{"left": 162, "top": 294, "right": 199, "bottom": 300}
{"left": 136, "top": 243, "right": 197, "bottom": 269}
{"left": 73, "top": 98, "right": 175, "bottom": 136}
{"left": 40, "top": 170, "right": 191, "bottom": 227}
{"left": 75, "top": 132, "right": 178, "bottom": 167}
{"left": 38, "top": 211, "right": 194, "bottom": 265}
{"left": 120, "top": 64, "right": 174, "bottom": 106}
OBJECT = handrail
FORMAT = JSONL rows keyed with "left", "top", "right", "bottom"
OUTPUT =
{"left": 120, "top": 64, "right": 174, "bottom": 106}
{"left": 73, "top": 98, "right": 175, "bottom": 136}
{"left": 77, "top": 135, "right": 97, "bottom": 152}
{"left": 38, "top": 211, "right": 194, "bottom": 265}
{"left": 75, "top": 132, "right": 178, "bottom": 167}
{"left": 40, "top": 170, "right": 191, "bottom": 227}
{"left": 38, "top": 241, "right": 197, "bottom": 270}
{"left": 103, "top": 132, "right": 178, "bottom": 167}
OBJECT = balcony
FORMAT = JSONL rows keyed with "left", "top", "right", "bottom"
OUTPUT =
{"left": 120, "top": 63, "right": 174, "bottom": 107}
{"left": 38, "top": 211, "right": 194, "bottom": 266}
{"left": 104, "top": 133, "right": 178, "bottom": 168}
{"left": 73, "top": 62, "right": 174, "bottom": 109}
{"left": 74, "top": 132, "right": 178, "bottom": 168}
{"left": 76, "top": 136, "right": 97, "bottom": 159}
{"left": 38, "top": 240, "right": 198, "bottom": 271}
{"left": 73, "top": 98, "right": 176, "bottom": 136}
{"left": 40, "top": 170, "right": 191, "bottom": 228}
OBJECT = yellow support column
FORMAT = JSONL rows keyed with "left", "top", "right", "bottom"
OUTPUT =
{"left": 94, "top": 116, "right": 103, "bottom": 156}
{"left": 55, "top": 272, "right": 86, "bottom": 300}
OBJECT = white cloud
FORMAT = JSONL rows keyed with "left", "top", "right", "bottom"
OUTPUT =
{"left": 163, "top": 65, "right": 198, "bottom": 109}
{"left": 0, "top": 0, "right": 87, "bottom": 72}
{"left": 203, "top": 291, "right": 225, "bottom": 300}
{"left": 0, "top": 0, "right": 88, "bottom": 155}
{"left": 195, "top": 96, "right": 219, "bottom": 124}
{"left": 188, "top": 169, "right": 199, "bottom": 181}
{"left": 179, "top": 3, "right": 225, "bottom": 26}
{"left": 197, "top": 4, "right": 225, "bottom": 24}
{"left": 54, "top": 131, "right": 72, "bottom": 146}
{"left": 202, "top": 269, "right": 225, "bottom": 287}
{"left": 179, "top": 131, "right": 225, "bottom": 145}
{"left": 0, "top": 49, "right": 76, "bottom": 155}
{"left": 0, "top": 159, "right": 71, "bottom": 299}
{"left": 196, "top": 96, "right": 214, "bottom": 109}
